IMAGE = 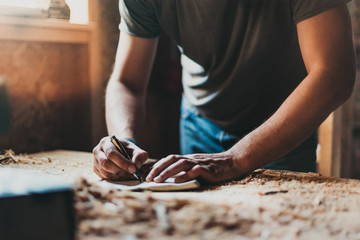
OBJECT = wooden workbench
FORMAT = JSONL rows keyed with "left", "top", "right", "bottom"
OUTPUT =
{"left": 1, "top": 150, "right": 360, "bottom": 240}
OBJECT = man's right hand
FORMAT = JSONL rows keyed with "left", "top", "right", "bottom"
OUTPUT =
{"left": 92, "top": 136, "right": 149, "bottom": 180}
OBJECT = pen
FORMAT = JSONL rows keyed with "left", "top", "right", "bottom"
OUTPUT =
{"left": 111, "top": 135, "right": 142, "bottom": 183}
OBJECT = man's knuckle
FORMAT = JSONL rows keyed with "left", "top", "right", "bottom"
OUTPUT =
{"left": 168, "top": 154, "right": 178, "bottom": 160}
{"left": 197, "top": 165, "right": 207, "bottom": 174}
{"left": 100, "top": 137, "right": 108, "bottom": 145}
{"left": 92, "top": 146, "right": 98, "bottom": 155}
{"left": 192, "top": 165, "right": 200, "bottom": 171}
{"left": 135, "top": 149, "right": 147, "bottom": 159}
{"left": 141, "top": 151, "right": 149, "bottom": 158}
{"left": 106, "top": 151, "right": 117, "bottom": 160}
{"left": 160, "top": 169, "right": 170, "bottom": 176}
{"left": 102, "top": 171, "right": 112, "bottom": 179}
{"left": 158, "top": 171, "right": 169, "bottom": 179}
{"left": 179, "top": 159, "right": 188, "bottom": 165}
{"left": 101, "top": 159, "right": 111, "bottom": 169}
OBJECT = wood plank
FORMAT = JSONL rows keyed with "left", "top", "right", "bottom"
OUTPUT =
{"left": 318, "top": 96, "right": 353, "bottom": 178}
{"left": 0, "top": 16, "right": 92, "bottom": 44}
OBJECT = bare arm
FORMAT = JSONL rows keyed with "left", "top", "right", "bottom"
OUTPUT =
{"left": 146, "top": 4, "right": 356, "bottom": 183}
{"left": 93, "top": 33, "right": 159, "bottom": 180}
{"left": 229, "top": 3, "right": 356, "bottom": 173}
{"left": 106, "top": 33, "right": 159, "bottom": 140}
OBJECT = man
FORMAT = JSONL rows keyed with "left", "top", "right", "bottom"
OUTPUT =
{"left": 93, "top": 0, "right": 356, "bottom": 184}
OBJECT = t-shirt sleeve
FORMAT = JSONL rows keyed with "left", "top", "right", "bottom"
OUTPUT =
{"left": 119, "top": 0, "right": 161, "bottom": 38}
{"left": 292, "top": 0, "right": 351, "bottom": 24}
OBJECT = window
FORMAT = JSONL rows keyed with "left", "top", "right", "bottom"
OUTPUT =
{"left": 0, "top": 0, "right": 49, "bottom": 9}
{"left": 66, "top": 0, "right": 88, "bottom": 24}
{"left": 0, "top": 0, "right": 88, "bottom": 24}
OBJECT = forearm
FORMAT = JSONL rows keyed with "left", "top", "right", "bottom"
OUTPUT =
{"left": 144, "top": 4, "right": 356, "bottom": 184}
{"left": 105, "top": 33, "right": 158, "bottom": 141}
{"left": 229, "top": 4, "right": 355, "bottom": 175}
{"left": 105, "top": 77, "right": 146, "bottom": 141}
{"left": 229, "top": 68, "right": 355, "bottom": 174}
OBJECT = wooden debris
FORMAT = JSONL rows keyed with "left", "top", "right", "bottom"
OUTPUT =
{"left": 2, "top": 151, "right": 360, "bottom": 239}
{"left": 0, "top": 150, "right": 53, "bottom": 165}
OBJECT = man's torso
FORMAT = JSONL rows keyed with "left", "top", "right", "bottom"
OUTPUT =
{"left": 120, "top": 0, "right": 347, "bottom": 134}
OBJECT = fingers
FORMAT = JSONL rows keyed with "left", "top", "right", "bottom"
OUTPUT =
{"left": 144, "top": 154, "right": 226, "bottom": 183}
{"left": 93, "top": 149, "right": 118, "bottom": 179}
{"left": 154, "top": 158, "right": 196, "bottom": 183}
{"left": 94, "top": 164, "right": 133, "bottom": 180}
{"left": 93, "top": 165, "right": 104, "bottom": 178}
{"left": 101, "top": 137, "right": 137, "bottom": 174}
{"left": 93, "top": 139, "right": 113, "bottom": 179}
{"left": 124, "top": 141, "right": 149, "bottom": 169}
{"left": 146, "top": 155, "right": 182, "bottom": 182}
{"left": 94, "top": 147, "right": 119, "bottom": 173}
{"left": 174, "top": 165, "right": 202, "bottom": 183}
{"left": 93, "top": 137, "right": 148, "bottom": 179}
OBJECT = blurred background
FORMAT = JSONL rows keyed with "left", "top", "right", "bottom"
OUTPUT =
{"left": 0, "top": 0, "right": 359, "bottom": 179}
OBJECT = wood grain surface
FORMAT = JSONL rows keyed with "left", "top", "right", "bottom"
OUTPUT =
{"left": 1, "top": 150, "right": 360, "bottom": 240}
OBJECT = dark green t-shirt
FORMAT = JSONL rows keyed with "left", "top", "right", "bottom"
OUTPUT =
{"left": 119, "top": 0, "right": 349, "bottom": 134}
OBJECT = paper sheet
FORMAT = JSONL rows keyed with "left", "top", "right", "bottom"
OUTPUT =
{"left": 99, "top": 178, "right": 200, "bottom": 191}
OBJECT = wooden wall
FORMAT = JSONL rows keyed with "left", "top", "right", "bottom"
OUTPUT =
{"left": 0, "top": 40, "right": 91, "bottom": 153}
{"left": 0, "top": 1, "right": 182, "bottom": 157}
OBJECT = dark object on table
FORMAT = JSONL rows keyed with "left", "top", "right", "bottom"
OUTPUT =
{"left": 0, "top": 169, "right": 75, "bottom": 240}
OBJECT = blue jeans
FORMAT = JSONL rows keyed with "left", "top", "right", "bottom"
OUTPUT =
{"left": 180, "top": 99, "right": 317, "bottom": 172}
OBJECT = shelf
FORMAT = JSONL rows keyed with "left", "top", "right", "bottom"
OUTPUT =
{"left": 0, "top": 16, "right": 93, "bottom": 44}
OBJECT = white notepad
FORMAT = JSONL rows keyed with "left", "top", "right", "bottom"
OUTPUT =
{"left": 99, "top": 178, "right": 200, "bottom": 191}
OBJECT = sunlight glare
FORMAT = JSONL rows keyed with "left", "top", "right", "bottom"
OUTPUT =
{"left": 0, "top": 0, "right": 49, "bottom": 9}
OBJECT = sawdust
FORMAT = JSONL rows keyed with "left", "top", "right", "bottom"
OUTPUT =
{"left": 2, "top": 151, "right": 360, "bottom": 239}
{"left": 73, "top": 170, "right": 360, "bottom": 240}
{"left": 74, "top": 178, "right": 255, "bottom": 240}
{"left": 0, "top": 149, "right": 53, "bottom": 165}
{"left": 0, "top": 150, "right": 94, "bottom": 179}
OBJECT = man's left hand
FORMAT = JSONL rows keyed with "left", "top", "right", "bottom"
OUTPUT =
{"left": 146, "top": 152, "right": 243, "bottom": 183}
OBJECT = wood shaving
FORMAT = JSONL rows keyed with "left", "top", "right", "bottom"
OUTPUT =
{"left": 73, "top": 172, "right": 360, "bottom": 240}
{"left": 74, "top": 178, "right": 255, "bottom": 239}
{"left": 2, "top": 151, "right": 360, "bottom": 239}
{"left": 0, "top": 150, "right": 53, "bottom": 165}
